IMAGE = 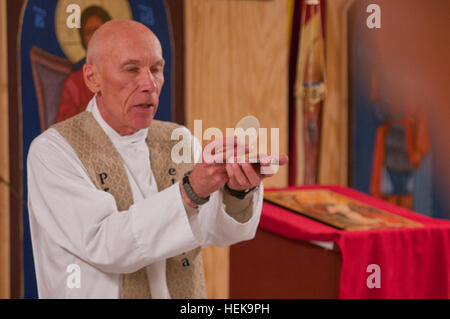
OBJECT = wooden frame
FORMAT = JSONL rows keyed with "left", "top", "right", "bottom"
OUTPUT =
{"left": 317, "top": 0, "right": 355, "bottom": 186}
{"left": 7, "top": 0, "right": 26, "bottom": 299}
{"left": 0, "top": 0, "right": 10, "bottom": 299}
{"left": 164, "top": 0, "right": 186, "bottom": 125}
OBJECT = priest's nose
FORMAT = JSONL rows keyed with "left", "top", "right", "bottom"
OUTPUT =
{"left": 139, "top": 69, "right": 157, "bottom": 93}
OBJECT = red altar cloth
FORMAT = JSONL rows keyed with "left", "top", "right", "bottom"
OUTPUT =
{"left": 261, "top": 185, "right": 450, "bottom": 298}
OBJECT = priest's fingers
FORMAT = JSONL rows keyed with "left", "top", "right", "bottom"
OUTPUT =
{"left": 259, "top": 154, "right": 289, "bottom": 166}
{"left": 209, "top": 137, "right": 237, "bottom": 154}
{"left": 203, "top": 137, "right": 250, "bottom": 164}
{"left": 189, "top": 164, "right": 229, "bottom": 198}
{"left": 226, "top": 162, "right": 261, "bottom": 191}
{"left": 241, "top": 163, "right": 261, "bottom": 186}
{"left": 235, "top": 154, "right": 289, "bottom": 166}
{"left": 255, "top": 154, "right": 289, "bottom": 175}
{"left": 226, "top": 162, "right": 250, "bottom": 187}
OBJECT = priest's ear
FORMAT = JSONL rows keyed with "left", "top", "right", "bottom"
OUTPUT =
{"left": 83, "top": 63, "right": 101, "bottom": 94}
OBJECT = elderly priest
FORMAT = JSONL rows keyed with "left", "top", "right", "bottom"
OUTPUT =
{"left": 27, "top": 20, "right": 287, "bottom": 298}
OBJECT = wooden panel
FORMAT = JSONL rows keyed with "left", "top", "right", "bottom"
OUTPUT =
{"left": 185, "top": 0, "right": 289, "bottom": 298}
{"left": 230, "top": 229, "right": 341, "bottom": 298}
{"left": 185, "top": 0, "right": 289, "bottom": 188}
{"left": 7, "top": 0, "right": 25, "bottom": 299}
{"left": 318, "top": 0, "right": 355, "bottom": 185}
{"left": 0, "top": 0, "right": 10, "bottom": 299}
{"left": 201, "top": 245, "right": 229, "bottom": 299}
{"left": 165, "top": 0, "right": 186, "bottom": 125}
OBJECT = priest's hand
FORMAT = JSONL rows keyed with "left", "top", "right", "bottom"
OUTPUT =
{"left": 188, "top": 137, "right": 251, "bottom": 198}
{"left": 225, "top": 154, "right": 289, "bottom": 191}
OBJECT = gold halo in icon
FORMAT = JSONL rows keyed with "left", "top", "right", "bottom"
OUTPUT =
{"left": 55, "top": 0, "right": 132, "bottom": 64}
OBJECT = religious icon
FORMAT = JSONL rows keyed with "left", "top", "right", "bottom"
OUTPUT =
{"left": 346, "top": 1, "right": 438, "bottom": 218}
{"left": 291, "top": 0, "right": 326, "bottom": 185}
{"left": 55, "top": 5, "right": 113, "bottom": 123}
{"left": 368, "top": 72, "right": 431, "bottom": 211}
{"left": 28, "top": 0, "right": 132, "bottom": 131}
{"left": 24, "top": 0, "right": 175, "bottom": 131}
{"left": 264, "top": 189, "right": 422, "bottom": 231}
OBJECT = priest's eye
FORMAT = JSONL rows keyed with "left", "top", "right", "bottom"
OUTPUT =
{"left": 151, "top": 67, "right": 163, "bottom": 74}
{"left": 126, "top": 67, "right": 139, "bottom": 73}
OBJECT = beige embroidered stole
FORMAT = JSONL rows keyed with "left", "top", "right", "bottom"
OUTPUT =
{"left": 52, "top": 111, "right": 206, "bottom": 299}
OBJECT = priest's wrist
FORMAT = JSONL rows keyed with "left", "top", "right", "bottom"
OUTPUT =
{"left": 179, "top": 181, "right": 198, "bottom": 209}
{"left": 224, "top": 183, "right": 257, "bottom": 199}
{"left": 188, "top": 172, "right": 209, "bottom": 199}
{"left": 181, "top": 171, "right": 210, "bottom": 206}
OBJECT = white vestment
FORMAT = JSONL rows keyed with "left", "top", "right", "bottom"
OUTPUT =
{"left": 27, "top": 97, "right": 263, "bottom": 298}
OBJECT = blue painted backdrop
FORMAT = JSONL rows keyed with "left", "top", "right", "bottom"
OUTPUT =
{"left": 20, "top": 0, "right": 173, "bottom": 298}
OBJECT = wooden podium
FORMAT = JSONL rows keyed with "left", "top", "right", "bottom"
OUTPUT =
{"left": 230, "top": 228, "right": 341, "bottom": 299}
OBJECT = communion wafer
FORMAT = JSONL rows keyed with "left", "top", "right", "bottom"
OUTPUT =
{"left": 234, "top": 115, "right": 259, "bottom": 163}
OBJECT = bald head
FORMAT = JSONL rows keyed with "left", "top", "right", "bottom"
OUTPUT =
{"left": 82, "top": 19, "right": 165, "bottom": 136}
{"left": 86, "top": 19, "right": 160, "bottom": 67}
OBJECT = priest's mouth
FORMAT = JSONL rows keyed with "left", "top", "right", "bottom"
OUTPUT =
{"left": 132, "top": 104, "right": 154, "bottom": 109}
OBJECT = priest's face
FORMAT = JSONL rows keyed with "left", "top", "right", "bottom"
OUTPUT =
{"left": 85, "top": 21, "right": 165, "bottom": 135}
